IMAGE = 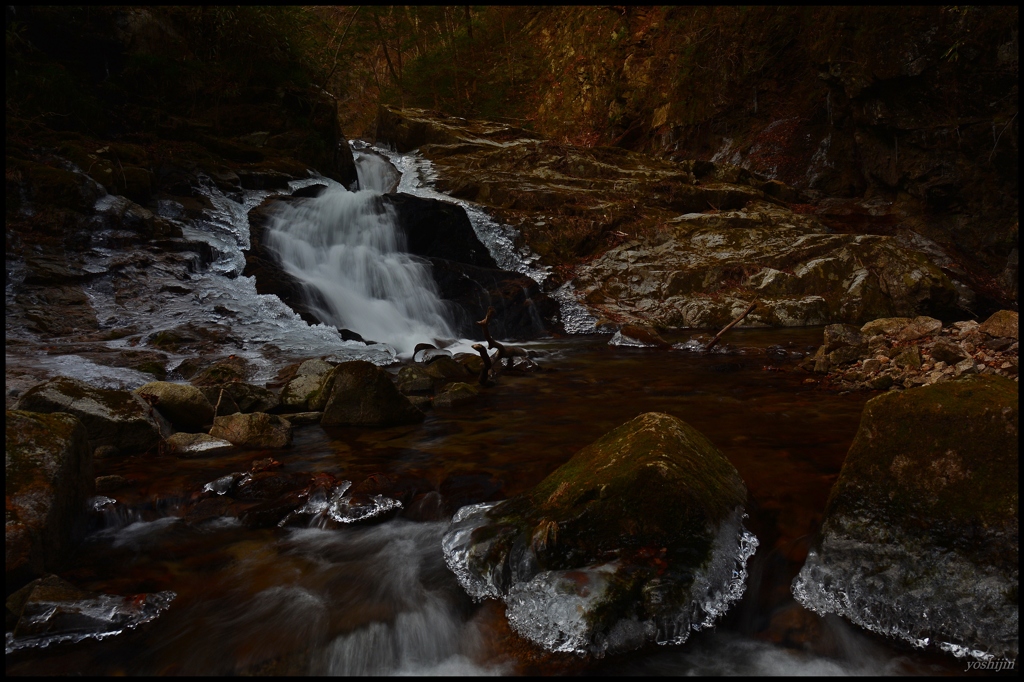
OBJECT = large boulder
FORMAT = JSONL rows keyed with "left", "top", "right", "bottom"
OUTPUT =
{"left": 133, "top": 381, "right": 215, "bottom": 432}
{"left": 978, "top": 309, "right": 1018, "bottom": 340}
{"left": 793, "top": 375, "right": 1018, "bottom": 661}
{"left": 209, "top": 413, "right": 292, "bottom": 450}
{"left": 15, "top": 377, "right": 162, "bottom": 453}
{"left": 320, "top": 361, "right": 425, "bottom": 427}
{"left": 442, "top": 412, "right": 756, "bottom": 657}
{"left": 6, "top": 411, "right": 94, "bottom": 591}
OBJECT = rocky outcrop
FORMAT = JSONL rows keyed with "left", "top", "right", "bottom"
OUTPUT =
{"left": 6, "top": 411, "right": 94, "bottom": 591}
{"left": 209, "top": 413, "right": 293, "bottom": 450}
{"left": 573, "top": 206, "right": 961, "bottom": 329}
{"left": 792, "top": 375, "right": 1018, "bottom": 660}
{"left": 319, "top": 361, "right": 424, "bottom": 427}
{"left": 442, "top": 412, "right": 756, "bottom": 656}
{"left": 15, "top": 377, "right": 164, "bottom": 453}
{"left": 377, "top": 108, "right": 978, "bottom": 330}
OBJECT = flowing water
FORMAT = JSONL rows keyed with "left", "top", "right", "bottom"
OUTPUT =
{"left": 5, "top": 148, "right": 990, "bottom": 676}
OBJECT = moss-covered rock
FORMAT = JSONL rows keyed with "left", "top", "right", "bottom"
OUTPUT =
{"left": 15, "top": 377, "right": 162, "bottom": 453}
{"left": 793, "top": 375, "right": 1018, "bottom": 660}
{"left": 209, "top": 413, "right": 292, "bottom": 450}
{"left": 133, "top": 381, "right": 215, "bottom": 432}
{"left": 443, "top": 412, "right": 755, "bottom": 656}
{"left": 433, "top": 382, "right": 479, "bottom": 409}
{"left": 319, "top": 361, "right": 424, "bottom": 427}
{"left": 6, "top": 411, "right": 93, "bottom": 592}
{"left": 978, "top": 309, "right": 1018, "bottom": 340}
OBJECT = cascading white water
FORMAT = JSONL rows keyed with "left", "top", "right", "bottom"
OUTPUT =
{"left": 264, "top": 155, "right": 454, "bottom": 356}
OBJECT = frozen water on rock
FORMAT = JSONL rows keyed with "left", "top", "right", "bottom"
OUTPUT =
{"left": 792, "top": 530, "right": 1017, "bottom": 662}
{"left": 609, "top": 330, "right": 653, "bottom": 348}
{"left": 442, "top": 503, "right": 759, "bottom": 656}
{"left": 5, "top": 590, "right": 176, "bottom": 654}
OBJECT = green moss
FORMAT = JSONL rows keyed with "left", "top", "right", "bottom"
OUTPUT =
{"left": 824, "top": 375, "right": 1018, "bottom": 557}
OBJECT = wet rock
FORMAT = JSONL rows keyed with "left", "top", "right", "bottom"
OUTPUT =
{"left": 184, "top": 496, "right": 238, "bottom": 525}
{"left": 94, "top": 475, "right": 130, "bottom": 495}
{"left": 164, "top": 432, "right": 235, "bottom": 458}
{"left": 6, "top": 411, "right": 93, "bottom": 591}
{"left": 394, "top": 365, "right": 434, "bottom": 395}
{"left": 209, "top": 413, "right": 292, "bottom": 449}
{"left": 133, "top": 381, "right": 215, "bottom": 432}
{"left": 978, "top": 309, "right": 1018, "bottom": 340}
{"left": 433, "top": 382, "right": 480, "bottom": 409}
{"left": 827, "top": 345, "right": 868, "bottom": 367}
{"left": 320, "top": 361, "right": 425, "bottom": 427}
{"left": 189, "top": 360, "right": 248, "bottom": 386}
{"left": 620, "top": 324, "right": 671, "bottom": 349}
{"left": 283, "top": 411, "right": 323, "bottom": 425}
{"left": 793, "top": 375, "right": 1018, "bottom": 660}
{"left": 15, "top": 377, "right": 162, "bottom": 453}
{"left": 421, "top": 356, "right": 471, "bottom": 383}
{"left": 213, "top": 382, "right": 279, "bottom": 414}
{"left": 6, "top": 574, "right": 175, "bottom": 652}
{"left": 953, "top": 358, "right": 978, "bottom": 377}
{"left": 198, "top": 385, "right": 241, "bottom": 417}
{"left": 442, "top": 412, "right": 756, "bottom": 657}
{"left": 384, "top": 192, "right": 498, "bottom": 269}
{"left": 233, "top": 471, "right": 311, "bottom": 502}
{"left": 280, "top": 359, "right": 333, "bottom": 410}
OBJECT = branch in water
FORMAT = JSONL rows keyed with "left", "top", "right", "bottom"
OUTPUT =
{"left": 705, "top": 300, "right": 758, "bottom": 351}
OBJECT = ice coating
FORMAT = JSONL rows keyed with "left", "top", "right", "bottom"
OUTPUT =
{"left": 608, "top": 330, "right": 654, "bottom": 347}
{"left": 792, "top": 530, "right": 1018, "bottom": 662}
{"left": 442, "top": 504, "right": 759, "bottom": 656}
{"left": 6, "top": 590, "right": 176, "bottom": 654}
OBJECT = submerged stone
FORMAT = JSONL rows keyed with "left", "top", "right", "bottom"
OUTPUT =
{"left": 210, "top": 412, "right": 292, "bottom": 449}
{"left": 442, "top": 412, "right": 756, "bottom": 657}
{"left": 792, "top": 375, "right": 1018, "bottom": 661}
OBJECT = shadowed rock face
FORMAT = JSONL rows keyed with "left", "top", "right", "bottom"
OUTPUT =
{"left": 6, "top": 411, "right": 94, "bottom": 592}
{"left": 443, "top": 412, "right": 756, "bottom": 657}
{"left": 793, "top": 374, "right": 1019, "bottom": 661}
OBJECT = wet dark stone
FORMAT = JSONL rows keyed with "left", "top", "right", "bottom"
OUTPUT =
{"left": 232, "top": 472, "right": 311, "bottom": 502}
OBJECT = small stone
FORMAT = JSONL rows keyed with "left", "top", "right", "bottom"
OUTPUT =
{"left": 954, "top": 358, "right": 977, "bottom": 376}
{"left": 165, "top": 432, "right": 235, "bottom": 458}
{"left": 933, "top": 361, "right": 947, "bottom": 371}
{"left": 862, "top": 358, "right": 882, "bottom": 375}
{"left": 896, "top": 316, "right": 943, "bottom": 342}
{"left": 893, "top": 346, "right": 922, "bottom": 370}
{"left": 1001, "top": 362, "right": 1013, "bottom": 370}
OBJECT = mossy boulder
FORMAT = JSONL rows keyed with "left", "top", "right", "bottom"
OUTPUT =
{"left": 6, "top": 411, "right": 93, "bottom": 591}
{"left": 394, "top": 365, "right": 434, "bottom": 395}
{"left": 210, "top": 382, "right": 279, "bottom": 414}
{"left": 209, "top": 413, "right": 292, "bottom": 450}
{"left": 319, "top": 361, "right": 425, "bottom": 427}
{"left": 133, "top": 381, "right": 215, "bottom": 432}
{"left": 793, "top": 375, "right": 1018, "bottom": 661}
{"left": 15, "top": 377, "right": 162, "bottom": 453}
{"left": 442, "top": 412, "right": 755, "bottom": 656}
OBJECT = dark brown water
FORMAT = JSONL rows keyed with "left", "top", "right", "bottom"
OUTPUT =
{"left": 6, "top": 329, "right": 975, "bottom": 675}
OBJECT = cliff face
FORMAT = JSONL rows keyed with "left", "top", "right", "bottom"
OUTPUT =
{"left": 379, "top": 7, "right": 1018, "bottom": 308}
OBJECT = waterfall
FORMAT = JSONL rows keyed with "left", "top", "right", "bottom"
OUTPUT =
{"left": 264, "top": 155, "right": 454, "bottom": 356}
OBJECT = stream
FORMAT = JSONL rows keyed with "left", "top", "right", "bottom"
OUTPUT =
{"left": 4, "top": 146, "right": 981, "bottom": 676}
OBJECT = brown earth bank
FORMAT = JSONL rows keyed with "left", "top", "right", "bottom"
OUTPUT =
{"left": 364, "top": 7, "right": 1017, "bottom": 312}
